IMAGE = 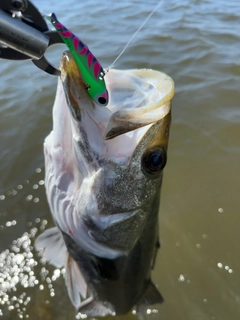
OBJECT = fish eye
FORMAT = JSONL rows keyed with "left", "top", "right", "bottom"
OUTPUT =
{"left": 142, "top": 147, "right": 167, "bottom": 175}
{"left": 98, "top": 97, "right": 107, "bottom": 105}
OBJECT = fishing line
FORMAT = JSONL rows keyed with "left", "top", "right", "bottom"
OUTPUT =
{"left": 106, "top": 0, "right": 163, "bottom": 72}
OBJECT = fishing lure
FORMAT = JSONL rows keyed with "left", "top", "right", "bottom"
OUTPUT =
{"left": 48, "top": 13, "right": 108, "bottom": 107}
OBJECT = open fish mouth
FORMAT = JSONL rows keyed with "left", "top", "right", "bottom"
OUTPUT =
{"left": 60, "top": 50, "right": 174, "bottom": 158}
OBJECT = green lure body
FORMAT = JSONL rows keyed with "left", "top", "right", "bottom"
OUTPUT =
{"left": 49, "top": 13, "right": 108, "bottom": 106}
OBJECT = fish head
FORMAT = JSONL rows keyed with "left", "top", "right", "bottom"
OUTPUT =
{"left": 46, "top": 51, "right": 174, "bottom": 259}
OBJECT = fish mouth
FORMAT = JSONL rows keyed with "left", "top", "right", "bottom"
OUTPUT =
{"left": 59, "top": 50, "right": 174, "bottom": 165}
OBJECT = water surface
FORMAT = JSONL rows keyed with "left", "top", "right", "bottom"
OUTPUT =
{"left": 1, "top": 0, "right": 240, "bottom": 319}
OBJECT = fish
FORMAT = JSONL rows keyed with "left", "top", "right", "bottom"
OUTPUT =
{"left": 35, "top": 50, "right": 174, "bottom": 317}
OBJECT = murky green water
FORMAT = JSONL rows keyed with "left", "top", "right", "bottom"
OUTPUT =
{"left": 1, "top": 0, "right": 240, "bottom": 319}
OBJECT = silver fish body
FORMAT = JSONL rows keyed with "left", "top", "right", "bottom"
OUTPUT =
{"left": 36, "top": 51, "right": 174, "bottom": 317}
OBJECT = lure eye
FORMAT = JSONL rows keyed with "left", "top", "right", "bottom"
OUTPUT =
{"left": 95, "top": 90, "right": 108, "bottom": 106}
{"left": 98, "top": 97, "right": 107, "bottom": 105}
{"left": 142, "top": 147, "right": 167, "bottom": 175}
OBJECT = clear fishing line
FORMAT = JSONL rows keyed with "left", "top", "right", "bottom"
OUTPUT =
{"left": 106, "top": 0, "right": 163, "bottom": 72}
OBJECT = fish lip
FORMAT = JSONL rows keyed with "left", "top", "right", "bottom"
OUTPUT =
{"left": 60, "top": 50, "right": 83, "bottom": 82}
